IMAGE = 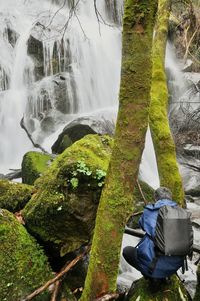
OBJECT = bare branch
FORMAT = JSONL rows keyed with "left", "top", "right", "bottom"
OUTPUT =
{"left": 20, "top": 246, "right": 90, "bottom": 301}
{"left": 20, "top": 117, "right": 49, "bottom": 154}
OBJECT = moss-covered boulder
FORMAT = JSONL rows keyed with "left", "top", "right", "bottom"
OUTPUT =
{"left": 194, "top": 264, "right": 200, "bottom": 300}
{"left": 0, "top": 179, "right": 33, "bottom": 212}
{"left": 22, "top": 135, "right": 155, "bottom": 257}
{"left": 22, "top": 135, "right": 113, "bottom": 256}
{"left": 22, "top": 151, "right": 53, "bottom": 185}
{"left": 0, "top": 209, "right": 53, "bottom": 301}
{"left": 129, "top": 276, "right": 189, "bottom": 301}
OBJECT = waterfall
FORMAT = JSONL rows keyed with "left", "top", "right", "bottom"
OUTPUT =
{"left": 0, "top": 0, "right": 123, "bottom": 173}
{"left": 0, "top": 16, "right": 34, "bottom": 173}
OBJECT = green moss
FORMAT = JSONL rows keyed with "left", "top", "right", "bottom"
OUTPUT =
{"left": 0, "top": 179, "right": 33, "bottom": 212}
{"left": 149, "top": 0, "right": 184, "bottom": 205}
{"left": 0, "top": 209, "right": 53, "bottom": 301}
{"left": 22, "top": 135, "right": 113, "bottom": 256}
{"left": 22, "top": 151, "right": 53, "bottom": 185}
{"left": 194, "top": 264, "right": 200, "bottom": 300}
{"left": 129, "top": 276, "right": 189, "bottom": 301}
{"left": 79, "top": 0, "right": 158, "bottom": 298}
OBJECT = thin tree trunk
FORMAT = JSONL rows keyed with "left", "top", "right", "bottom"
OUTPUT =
{"left": 194, "top": 264, "right": 200, "bottom": 300}
{"left": 79, "top": 1, "right": 158, "bottom": 300}
{"left": 149, "top": 0, "right": 184, "bottom": 204}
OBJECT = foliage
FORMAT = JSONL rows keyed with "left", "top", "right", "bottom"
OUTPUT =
{"left": 0, "top": 210, "right": 52, "bottom": 301}
{"left": 0, "top": 179, "right": 33, "bottom": 212}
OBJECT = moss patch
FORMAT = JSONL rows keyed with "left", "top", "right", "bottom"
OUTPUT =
{"left": 22, "top": 151, "right": 53, "bottom": 185}
{"left": 0, "top": 209, "right": 53, "bottom": 301}
{"left": 129, "top": 276, "right": 189, "bottom": 301}
{"left": 22, "top": 135, "right": 113, "bottom": 256}
{"left": 0, "top": 179, "right": 33, "bottom": 212}
{"left": 194, "top": 264, "right": 200, "bottom": 300}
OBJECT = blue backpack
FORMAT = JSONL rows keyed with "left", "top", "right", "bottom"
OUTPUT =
{"left": 136, "top": 199, "right": 193, "bottom": 279}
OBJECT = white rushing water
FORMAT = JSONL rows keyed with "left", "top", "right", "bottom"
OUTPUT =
{"left": 0, "top": 0, "right": 123, "bottom": 173}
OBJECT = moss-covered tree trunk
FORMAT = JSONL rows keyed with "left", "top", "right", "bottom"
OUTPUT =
{"left": 194, "top": 264, "right": 200, "bottom": 300}
{"left": 79, "top": 1, "right": 158, "bottom": 300}
{"left": 149, "top": 0, "right": 184, "bottom": 204}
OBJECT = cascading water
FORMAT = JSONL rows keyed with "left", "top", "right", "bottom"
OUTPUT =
{"left": 0, "top": 0, "right": 123, "bottom": 173}
{"left": 0, "top": 9, "right": 34, "bottom": 174}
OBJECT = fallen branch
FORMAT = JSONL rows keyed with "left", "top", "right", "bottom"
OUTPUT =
{"left": 20, "top": 117, "right": 49, "bottom": 154}
{"left": 4, "top": 169, "right": 22, "bottom": 180}
{"left": 51, "top": 280, "right": 60, "bottom": 301}
{"left": 20, "top": 246, "right": 89, "bottom": 301}
{"left": 124, "top": 227, "right": 200, "bottom": 254}
{"left": 95, "top": 293, "right": 120, "bottom": 301}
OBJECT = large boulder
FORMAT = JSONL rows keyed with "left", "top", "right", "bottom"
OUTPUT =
{"left": 22, "top": 151, "right": 53, "bottom": 185}
{"left": 0, "top": 179, "right": 33, "bottom": 212}
{"left": 52, "top": 124, "right": 97, "bottom": 154}
{"left": 22, "top": 134, "right": 113, "bottom": 256}
{"left": 22, "top": 134, "right": 154, "bottom": 257}
{"left": 52, "top": 111, "right": 116, "bottom": 154}
{"left": 0, "top": 209, "right": 53, "bottom": 301}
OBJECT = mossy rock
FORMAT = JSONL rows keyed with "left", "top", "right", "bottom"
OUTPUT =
{"left": 22, "top": 135, "right": 113, "bottom": 256}
{"left": 129, "top": 276, "right": 189, "bottom": 301}
{"left": 22, "top": 151, "right": 53, "bottom": 185}
{"left": 0, "top": 179, "right": 33, "bottom": 212}
{"left": 0, "top": 209, "right": 53, "bottom": 301}
{"left": 52, "top": 124, "right": 96, "bottom": 154}
{"left": 194, "top": 264, "right": 200, "bottom": 300}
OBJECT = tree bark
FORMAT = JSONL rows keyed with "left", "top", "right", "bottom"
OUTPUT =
{"left": 79, "top": 1, "right": 158, "bottom": 300}
{"left": 193, "top": 264, "right": 200, "bottom": 301}
{"left": 149, "top": 0, "right": 184, "bottom": 204}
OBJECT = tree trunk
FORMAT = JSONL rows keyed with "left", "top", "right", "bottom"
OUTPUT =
{"left": 79, "top": 1, "right": 158, "bottom": 300}
{"left": 193, "top": 264, "right": 200, "bottom": 300}
{"left": 149, "top": 0, "right": 184, "bottom": 204}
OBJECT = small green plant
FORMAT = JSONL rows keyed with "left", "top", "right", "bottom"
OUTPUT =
{"left": 95, "top": 169, "right": 107, "bottom": 187}
{"left": 68, "top": 160, "right": 107, "bottom": 189}
{"left": 70, "top": 177, "right": 79, "bottom": 189}
{"left": 76, "top": 160, "right": 92, "bottom": 176}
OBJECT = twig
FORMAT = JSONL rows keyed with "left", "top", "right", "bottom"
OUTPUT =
{"left": 20, "top": 246, "right": 89, "bottom": 301}
{"left": 51, "top": 281, "right": 60, "bottom": 301}
{"left": 132, "top": 211, "right": 143, "bottom": 217}
{"left": 95, "top": 293, "right": 120, "bottom": 301}
{"left": 20, "top": 117, "right": 49, "bottom": 154}
{"left": 136, "top": 180, "right": 148, "bottom": 205}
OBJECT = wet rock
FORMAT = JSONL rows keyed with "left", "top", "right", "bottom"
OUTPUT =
{"left": 0, "top": 179, "right": 33, "bottom": 212}
{"left": 40, "top": 116, "right": 55, "bottom": 134}
{"left": 27, "top": 35, "right": 44, "bottom": 80}
{"left": 22, "top": 151, "right": 53, "bottom": 185}
{"left": 0, "top": 209, "right": 53, "bottom": 301}
{"left": 52, "top": 124, "right": 97, "bottom": 154}
{"left": 52, "top": 74, "right": 77, "bottom": 113}
{"left": 52, "top": 112, "right": 115, "bottom": 154}
{"left": 6, "top": 26, "right": 18, "bottom": 47}
{"left": 178, "top": 155, "right": 200, "bottom": 196}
